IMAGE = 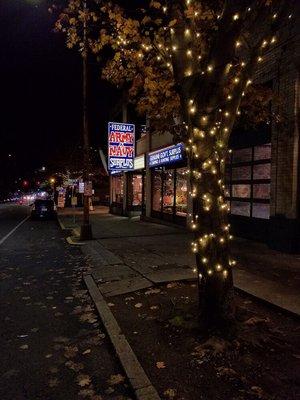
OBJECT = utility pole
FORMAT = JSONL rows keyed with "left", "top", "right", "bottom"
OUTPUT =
{"left": 80, "top": 0, "right": 93, "bottom": 240}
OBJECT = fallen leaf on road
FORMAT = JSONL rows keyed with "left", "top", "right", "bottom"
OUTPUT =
{"left": 54, "top": 336, "right": 70, "bottom": 343}
{"left": 244, "top": 317, "right": 270, "bottom": 326}
{"left": 48, "top": 378, "right": 59, "bottom": 387}
{"left": 72, "top": 306, "right": 83, "bottom": 315}
{"left": 78, "top": 388, "right": 95, "bottom": 397}
{"left": 156, "top": 361, "right": 166, "bottom": 369}
{"left": 164, "top": 388, "right": 176, "bottom": 398}
{"left": 216, "top": 366, "right": 237, "bottom": 377}
{"left": 107, "top": 374, "right": 125, "bottom": 385}
{"left": 250, "top": 386, "right": 267, "bottom": 399}
{"left": 145, "top": 288, "right": 161, "bottom": 295}
{"left": 19, "top": 344, "right": 29, "bottom": 350}
{"left": 65, "top": 361, "right": 84, "bottom": 372}
{"left": 54, "top": 312, "right": 63, "bottom": 317}
{"left": 134, "top": 303, "right": 143, "bottom": 308}
{"left": 64, "top": 345, "right": 78, "bottom": 359}
{"left": 85, "top": 336, "right": 104, "bottom": 346}
{"left": 166, "top": 282, "right": 178, "bottom": 289}
{"left": 1, "top": 369, "right": 19, "bottom": 379}
{"left": 77, "top": 374, "right": 91, "bottom": 387}
{"left": 80, "top": 313, "right": 98, "bottom": 324}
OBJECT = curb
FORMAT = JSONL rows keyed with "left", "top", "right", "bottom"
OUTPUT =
{"left": 57, "top": 216, "right": 67, "bottom": 231}
{"left": 66, "top": 236, "right": 86, "bottom": 246}
{"left": 72, "top": 227, "right": 80, "bottom": 238}
{"left": 84, "top": 274, "right": 161, "bottom": 400}
{"left": 234, "top": 286, "right": 300, "bottom": 320}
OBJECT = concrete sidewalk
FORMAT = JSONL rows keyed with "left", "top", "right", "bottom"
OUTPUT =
{"left": 59, "top": 207, "right": 300, "bottom": 316}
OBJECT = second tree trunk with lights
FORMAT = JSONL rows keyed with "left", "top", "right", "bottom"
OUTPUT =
{"left": 189, "top": 150, "right": 235, "bottom": 327}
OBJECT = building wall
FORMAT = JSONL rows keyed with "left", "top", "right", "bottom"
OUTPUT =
{"left": 259, "top": 13, "right": 300, "bottom": 251}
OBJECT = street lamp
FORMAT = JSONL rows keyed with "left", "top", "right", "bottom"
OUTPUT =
{"left": 79, "top": 0, "right": 93, "bottom": 241}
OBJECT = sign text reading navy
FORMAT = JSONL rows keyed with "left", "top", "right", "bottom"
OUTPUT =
{"left": 108, "top": 122, "right": 135, "bottom": 171}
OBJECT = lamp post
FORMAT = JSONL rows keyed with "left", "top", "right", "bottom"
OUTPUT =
{"left": 79, "top": 0, "right": 93, "bottom": 240}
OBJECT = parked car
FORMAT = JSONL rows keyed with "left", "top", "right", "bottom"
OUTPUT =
{"left": 31, "top": 199, "right": 57, "bottom": 220}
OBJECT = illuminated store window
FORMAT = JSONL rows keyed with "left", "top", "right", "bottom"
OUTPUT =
{"left": 132, "top": 174, "right": 143, "bottom": 206}
{"left": 152, "top": 170, "right": 162, "bottom": 212}
{"left": 226, "top": 143, "right": 271, "bottom": 219}
{"left": 112, "top": 175, "right": 124, "bottom": 203}
{"left": 176, "top": 168, "right": 188, "bottom": 216}
{"left": 163, "top": 170, "right": 174, "bottom": 214}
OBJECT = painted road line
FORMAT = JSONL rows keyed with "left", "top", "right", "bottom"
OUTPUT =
{"left": 0, "top": 215, "right": 30, "bottom": 245}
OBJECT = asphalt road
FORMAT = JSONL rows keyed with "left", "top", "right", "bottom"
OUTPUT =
{"left": 0, "top": 205, "right": 131, "bottom": 400}
{"left": 0, "top": 204, "right": 29, "bottom": 243}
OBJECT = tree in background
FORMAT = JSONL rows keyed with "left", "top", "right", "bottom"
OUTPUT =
{"left": 55, "top": 0, "right": 293, "bottom": 327}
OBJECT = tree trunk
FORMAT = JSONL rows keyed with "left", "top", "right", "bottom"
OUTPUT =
{"left": 188, "top": 143, "right": 235, "bottom": 328}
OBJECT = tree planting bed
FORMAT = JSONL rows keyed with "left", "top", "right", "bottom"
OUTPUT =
{"left": 107, "top": 282, "right": 299, "bottom": 400}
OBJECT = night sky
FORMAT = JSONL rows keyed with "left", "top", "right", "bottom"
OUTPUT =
{"left": 0, "top": 0, "right": 119, "bottom": 188}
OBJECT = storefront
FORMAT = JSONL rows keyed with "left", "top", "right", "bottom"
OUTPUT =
{"left": 145, "top": 136, "right": 272, "bottom": 235}
{"left": 109, "top": 155, "right": 146, "bottom": 216}
{"left": 110, "top": 172, "right": 124, "bottom": 215}
{"left": 151, "top": 166, "right": 188, "bottom": 225}
{"left": 149, "top": 143, "right": 188, "bottom": 225}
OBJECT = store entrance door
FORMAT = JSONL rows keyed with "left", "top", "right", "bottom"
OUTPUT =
{"left": 126, "top": 172, "right": 144, "bottom": 216}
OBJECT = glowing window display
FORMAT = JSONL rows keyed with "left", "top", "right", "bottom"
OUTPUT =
{"left": 132, "top": 174, "right": 143, "bottom": 206}
{"left": 163, "top": 170, "right": 174, "bottom": 214}
{"left": 226, "top": 143, "right": 271, "bottom": 219}
{"left": 111, "top": 175, "right": 124, "bottom": 203}
{"left": 176, "top": 168, "right": 188, "bottom": 216}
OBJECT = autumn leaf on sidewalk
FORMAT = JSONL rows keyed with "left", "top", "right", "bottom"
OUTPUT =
{"left": 77, "top": 374, "right": 91, "bottom": 387}
{"left": 107, "top": 374, "right": 125, "bottom": 385}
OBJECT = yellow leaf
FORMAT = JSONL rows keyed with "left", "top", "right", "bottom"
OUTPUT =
{"left": 156, "top": 361, "right": 166, "bottom": 369}
{"left": 77, "top": 374, "right": 91, "bottom": 387}
{"left": 107, "top": 374, "right": 125, "bottom": 385}
{"left": 169, "top": 19, "right": 177, "bottom": 27}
